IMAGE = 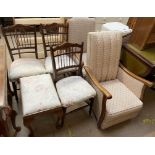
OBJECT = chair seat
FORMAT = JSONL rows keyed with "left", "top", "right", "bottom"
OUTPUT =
{"left": 45, "top": 55, "right": 77, "bottom": 73}
{"left": 9, "top": 58, "right": 46, "bottom": 81}
{"left": 20, "top": 74, "right": 61, "bottom": 116}
{"left": 56, "top": 76, "right": 96, "bottom": 107}
{"left": 101, "top": 79, "right": 143, "bottom": 117}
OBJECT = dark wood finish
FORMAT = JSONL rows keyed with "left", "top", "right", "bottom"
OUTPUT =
{"left": 51, "top": 43, "right": 94, "bottom": 126}
{"left": 121, "top": 43, "right": 155, "bottom": 81}
{"left": 129, "top": 17, "right": 155, "bottom": 50}
{"left": 51, "top": 42, "right": 84, "bottom": 81}
{"left": 2, "top": 24, "right": 38, "bottom": 61}
{"left": 1, "top": 24, "right": 40, "bottom": 103}
{"left": 127, "top": 17, "right": 138, "bottom": 29}
{"left": 40, "top": 23, "right": 68, "bottom": 57}
{"left": 0, "top": 45, "right": 20, "bottom": 136}
{"left": 22, "top": 107, "right": 64, "bottom": 136}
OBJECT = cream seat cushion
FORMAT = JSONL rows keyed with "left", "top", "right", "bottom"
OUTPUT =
{"left": 9, "top": 58, "right": 46, "bottom": 81}
{"left": 56, "top": 76, "right": 96, "bottom": 107}
{"left": 100, "top": 79, "right": 143, "bottom": 123}
{"left": 20, "top": 74, "right": 61, "bottom": 116}
{"left": 45, "top": 55, "right": 77, "bottom": 73}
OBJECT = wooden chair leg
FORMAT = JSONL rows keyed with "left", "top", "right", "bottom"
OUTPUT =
{"left": 11, "top": 110, "right": 21, "bottom": 134}
{"left": 23, "top": 117, "right": 34, "bottom": 137}
{"left": 89, "top": 98, "right": 94, "bottom": 116}
{"left": 60, "top": 107, "right": 66, "bottom": 127}
{"left": 12, "top": 82, "right": 18, "bottom": 103}
{"left": 56, "top": 108, "right": 64, "bottom": 129}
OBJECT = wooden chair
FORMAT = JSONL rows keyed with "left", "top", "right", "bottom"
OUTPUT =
{"left": 50, "top": 42, "right": 96, "bottom": 126}
{"left": 40, "top": 23, "right": 68, "bottom": 74}
{"left": 2, "top": 24, "right": 46, "bottom": 102}
{"left": 85, "top": 31, "right": 153, "bottom": 129}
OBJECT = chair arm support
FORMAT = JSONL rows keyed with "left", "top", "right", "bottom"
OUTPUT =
{"left": 84, "top": 66, "right": 112, "bottom": 99}
{"left": 119, "top": 63, "right": 153, "bottom": 87}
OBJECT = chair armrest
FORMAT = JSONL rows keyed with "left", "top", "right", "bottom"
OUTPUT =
{"left": 84, "top": 66, "right": 112, "bottom": 99}
{"left": 119, "top": 63, "right": 153, "bottom": 87}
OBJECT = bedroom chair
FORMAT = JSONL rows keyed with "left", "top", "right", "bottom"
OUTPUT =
{"left": 40, "top": 23, "right": 68, "bottom": 74}
{"left": 2, "top": 24, "right": 46, "bottom": 102}
{"left": 67, "top": 17, "right": 95, "bottom": 65}
{"left": 84, "top": 31, "right": 153, "bottom": 129}
{"left": 50, "top": 42, "right": 96, "bottom": 126}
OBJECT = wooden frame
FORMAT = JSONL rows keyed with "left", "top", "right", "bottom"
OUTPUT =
{"left": 84, "top": 64, "right": 153, "bottom": 129}
{"left": 23, "top": 107, "right": 64, "bottom": 136}
{"left": 1, "top": 24, "right": 39, "bottom": 103}
{"left": 40, "top": 23, "right": 68, "bottom": 57}
{"left": 121, "top": 43, "right": 155, "bottom": 79}
{"left": 50, "top": 42, "right": 84, "bottom": 82}
{"left": 2, "top": 24, "right": 38, "bottom": 61}
{"left": 50, "top": 42, "right": 95, "bottom": 126}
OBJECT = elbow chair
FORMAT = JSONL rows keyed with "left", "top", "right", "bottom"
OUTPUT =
{"left": 84, "top": 31, "right": 153, "bottom": 129}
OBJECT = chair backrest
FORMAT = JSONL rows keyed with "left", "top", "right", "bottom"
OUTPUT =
{"left": 2, "top": 24, "right": 38, "bottom": 61}
{"left": 87, "top": 31, "right": 122, "bottom": 82}
{"left": 50, "top": 42, "right": 83, "bottom": 81}
{"left": 40, "top": 23, "right": 68, "bottom": 57}
{"left": 68, "top": 17, "right": 95, "bottom": 53}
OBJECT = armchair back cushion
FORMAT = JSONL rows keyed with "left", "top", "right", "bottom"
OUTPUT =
{"left": 68, "top": 17, "right": 95, "bottom": 53}
{"left": 87, "top": 31, "right": 122, "bottom": 82}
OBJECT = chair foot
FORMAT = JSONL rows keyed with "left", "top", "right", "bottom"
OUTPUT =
{"left": 11, "top": 110, "right": 21, "bottom": 133}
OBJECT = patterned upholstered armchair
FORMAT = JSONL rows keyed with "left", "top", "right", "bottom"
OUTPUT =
{"left": 84, "top": 31, "right": 153, "bottom": 129}
{"left": 68, "top": 17, "right": 95, "bottom": 65}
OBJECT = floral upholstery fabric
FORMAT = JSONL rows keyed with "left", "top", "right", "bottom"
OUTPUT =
{"left": 87, "top": 31, "right": 122, "bottom": 82}
{"left": 56, "top": 76, "right": 96, "bottom": 107}
{"left": 68, "top": 17, "right": 95, "bottom": 52}
{"left": 20, "top": 74, "right": 61, "bottom": 116}
{"left": 9, "top": 58, "right": 46, "bottom": 81}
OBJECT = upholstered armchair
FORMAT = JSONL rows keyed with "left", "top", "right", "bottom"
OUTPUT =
{"left": 68, "top": 17, "right": 95, "bottom": 65}
{"left": 84, "top": 31, "right": 153, "bottom": 129}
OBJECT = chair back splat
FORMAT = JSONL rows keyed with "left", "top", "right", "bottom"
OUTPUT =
{"left": 50, "top": 42, "right": 84, "bottom": 81}
{"left": 40, "top": 23, "right": 68, "bottom": 57}
{"left": 2, "top": 24, "right": 38, "bottom": 61}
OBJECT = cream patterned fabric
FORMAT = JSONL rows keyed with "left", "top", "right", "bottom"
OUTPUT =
{"left": 100, "top": 79, "right": 143, "bottom": 129}
{"left": 45, "top": 55, "right": 77, "bottom": 73}
{"left": 87, "top": 31, "right": 122, "bottom": 82}
{"left": 20, "top": 74, "right": 61, "bottom": 116}
{"left": 56, "top": 76, "right": 96, "bottom": 107}
{"left": 9, "top": 58, "right": 46, "bottom": 81}
{"left": 117, "top": 67, "right": 145, "bottom": 99}
{"left": 68, "top": 17, "right": 95, "bottom": 52}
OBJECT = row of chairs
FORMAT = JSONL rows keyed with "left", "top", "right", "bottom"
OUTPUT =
{"left": 2, "top": 23, "right": 96, "bottom": 136}
{"left": 2, "top": 23, "right": 69, "bottom": 102}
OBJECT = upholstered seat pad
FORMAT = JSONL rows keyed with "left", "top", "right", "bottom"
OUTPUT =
{"left": 100, "top": 79, "right": 143, "bottom": 115}
{"left": 45, "top": 55, "right": 77, "bottom": 73}
{"left": 20, "top": 74, "right": 61, "bottom": 116}
{"left": 56, "top": 76, "right": 96, "bottom": 107}
{"left": 9, "top": 58, "right": 46, "bottom": 81}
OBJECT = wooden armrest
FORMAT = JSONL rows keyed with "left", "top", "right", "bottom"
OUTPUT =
{"left": 84, "top": 66, "right": 112, "bottom": 99}
{"left": 119, "top": 63, "right": 153, "bottom": 87}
